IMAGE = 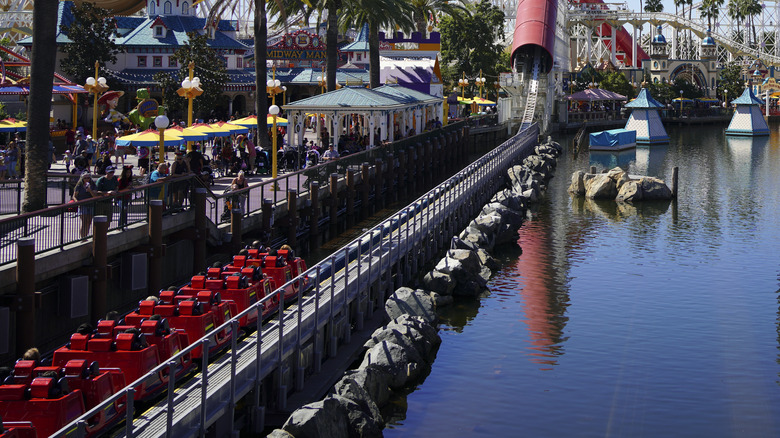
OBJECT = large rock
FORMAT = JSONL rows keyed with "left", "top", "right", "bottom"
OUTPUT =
{"left": 491, "top": 189, "right": 526, "bottom": 212}
{"left": 341, "top": 365, "right": 392, "bottom": 407}
{"left": 359, "top": 340, "right": 424, "bottom": 388}
{"left": 458, "top": 226, "right": 494, "bottom": 250}
{"left": 584, "top": 173, "right": 618, "bottom": 199}
{"left": 391, "top": 315, "right": 441, "bottom": 353}
{"left": 330, "top": 395, "right": 383, "bottom": 438}
{"left": 365, "top": 324, "right": 435, "bottom": 362}
{"left": 450, "top": 235, "right": 478, "bottom": 251}
{"left": 469, "top": 214, "right": 502, "bottom": 237}
{"left": 429, "top": 291, "right": 453, "bottom": 308}
{"left": 441, "top": 249, "right": 482, "bottom": 274}
{"left": 507, "top": 165, "right": 532, "bottom": 189}
{"left": 616, "top": 179, "right": 642, "bottom": 202}
{"left": 640, "top": 177, "right": 672, "bottom": 200}
{"left": 267, "top": 430, "right": 294, "bottom": 438}
{"left": 495, "top": 222, "right": 520, "bottom": 246}
{"left": 481, "top": 203, "right": 524, "bottom": 229}
{"left": 476, "top": 248, "right": 500, "bottom": 271}
{"left": 385, "top": 287, "right": 436, "bottom": 324}
{"left": 333, "top": 376, "right": 384, "bottom": 425}
{"left": 282, "top": 397, "right": 350, "bottom": 438}
{"left": 568, "top": 170, "right": 586, "bottom": 196}
{"left": 422, "top": 270, "right": 455, "bottom": 296}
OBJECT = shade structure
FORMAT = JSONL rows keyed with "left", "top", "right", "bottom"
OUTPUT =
{"left": 672, "top": 97, "right": 694, "bottom": 103}
{"left": 623, "top": 88, "right": 669, "bottom": 144}
{"left": 567, "top": 88, "right": 626, "bottom": 101}
{"left": 116, "top": 129, "right": 184, "bottom": 147}
{"left": 165, "top": 125, "right": 210, "bottom": 141}
{"left": 0, "top": 118, "right": 26, "bottom": 132}
{"left": 232, "top": 115, "right": 289, "bottom": 127}
{"left": 210, "top": 121, "right": 248, "bottom": 134}
{"left": 472, "top": 97, "right": 496, "bottom": 106}
{"left": 266, "top": 115, "right": 288, "bottom": 126}
{"left": 189, "top": 122, "right": 232, "bottom": 138}
{"left": 457, "top": 96, "right": 474, "bottom": 105}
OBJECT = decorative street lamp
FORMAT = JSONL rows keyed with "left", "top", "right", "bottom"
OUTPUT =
{"left": 177, "top": 61, "right": 203, "bottom": 152}
{"left": 680, "top": 89, "right": 684, "bottom": 114}
{"left": 154, "top": 114, "right": 169, "bottom": 164}
{"left": 475, "top": 70, "right": 486, "bottom": 99}
{"left": 458, "top": 73, "right": 469, "bottom": 99}
{"left": 318, "top": 67, "right": 326, "bottom": 94}
{"left": 83, "top": 61, "right": 109, "bottom": 143}
{"left": 282, "top": 86, "right": 288, "bottom": 105}
{"left": 269, "top": 104, "right": 280, "bottom": 183}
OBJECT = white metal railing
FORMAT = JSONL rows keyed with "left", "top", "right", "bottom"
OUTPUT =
{"left": 52, "top": 123, "right": 540, "bottom": 438}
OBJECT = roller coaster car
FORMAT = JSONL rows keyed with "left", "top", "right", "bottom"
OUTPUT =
{"left": 0, "top": 418, "right": 37, "bottom": 438}
{"left": 1, "top": 359, "right": 126, "bottom": 437}
{"left": 179, "top": 276, "right": 263, "bottom": 328}
{"left": 0, "top": 377, "right": 85, "bottom": 438}
{"left": 277, "top": 250, "right": 310, "bottom": 289}
{"left": 245, "top": 255, "right": 298, "bottom": 302}
{"left": 126, "top": 300, "right": 232, "bottom": 360}
{"left": 52, "top": 325, "right": 168, "bottom": 402}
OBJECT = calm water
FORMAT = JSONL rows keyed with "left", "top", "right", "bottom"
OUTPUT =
{"left": 384, "top": 123, "right": 780, "bottom": 437}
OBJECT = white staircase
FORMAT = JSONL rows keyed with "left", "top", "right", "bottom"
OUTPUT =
{"left": 520, "top": 56, "right": 541, "bottom": 130}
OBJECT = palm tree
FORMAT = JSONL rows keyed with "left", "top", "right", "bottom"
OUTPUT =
{"left": 23, "top": 0, "right": 59, "bottom": 212}
{"left": 700, "top": 0, "right": 723, "bottom": 30}
{"left": 728, "top": 0, "right": 745, "bottom": 43}
{"left": 742, "top": 0, "right": 762, "bottom": 46}
{"left": 208, "top": 0, "right": 294, "bottom": 149}
{"left": 644, "top": 0, "right": 664, "bottom": 13}
{"left": 339, "top": 0, "right": 413, "bottom": 88}
{"left": 407, "top": 0, "right": 469, "bottom": 36}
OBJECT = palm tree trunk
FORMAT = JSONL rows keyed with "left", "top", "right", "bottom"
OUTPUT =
{"left": 23, "top": 0, "right": 58, "bottom": 212}
{"left": 416, "top": 15, "right": 427, "bottom": 35}
{"left": 369, "top": 20, "right": 380, "bottom": 88}
{"left": 255, "top": 0, "right": 269, "bottom": 150}
{"left": 326, "top": 0, "right": 339, "bottom": 91}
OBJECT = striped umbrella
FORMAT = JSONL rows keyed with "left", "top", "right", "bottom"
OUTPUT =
{"left": 116, "top": 129, "right": 184, "bottom": 147}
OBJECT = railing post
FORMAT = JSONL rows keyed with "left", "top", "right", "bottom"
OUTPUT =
{"left": 193, "top": 188, "right": 207, "bottom": 272}
{"left": 262, "top": 199, "right": 273, "bottom": 245}
{"left": 329, "top": 173, "right": 339, "bottom": 237}
{"left": 148, "top": 200, "right": 163, "bottom": 295}
{"left": 374, "top": 158, "right": 384, "bottom": 210}
{"left": 361, "top": 162, "right": 370, "bottom": 219}
{"left": 431, "top": 137, "right": 440, "bottom": 183}
{"left": 414, "top": 144, "right": 423, "bottom": 195}
{"left": 287, "top": 188, "right": 298, "bottom": 247}
{"left": 92, "top": 215, "right": 109, "bottom": 321}
{"left": 309, "top": 181, "right": 320, "bottom": 249}
{"left": 346, "top": 169, "right": 356, "bottom": 228}
{"left": 15, "top": 237, "right": 35, "bottom": 357}
{"left": 231, "top": 207, "right": 243, "bottom": 254}
{"left": 384, "top": 154, "right": 394, "bottom": 205}
{"left": 396, "top": 149, "right": 406, "bottom": 201}
{"left": 424, "top": 140, "right": 433, "bottom": 190}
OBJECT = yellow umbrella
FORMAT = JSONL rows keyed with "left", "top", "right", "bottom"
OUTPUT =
{"left": 190, "top": 122, "right": 232, "bottom": 138}
{"left": 472, "top": 97, "right": 495, "bottom": 105}
{"left": 211, "top": 121, "right": 249, "bottom": 134}
{"left": 457, "top": 96, "right": 474, "bottom": 105}
{"left": 266, "top": 115, "right": 288, "bottom": 126}
{"left": 115, "top": 129, "right": 184, "bottom": 147}
{"left": 165, "top": 125, "right": 210, "bottom": 141}
{"left": 233, "top": 115, "right": 289, "bottom": 127}
{"left": 0, "top": 118, "right": 26, "bottom": 132}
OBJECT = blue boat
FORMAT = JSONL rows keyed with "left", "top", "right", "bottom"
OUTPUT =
{"left": 589, "top": 128, "right": 637, "bottom": 151}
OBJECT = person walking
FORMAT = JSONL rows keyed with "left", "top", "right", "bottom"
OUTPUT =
{"left": 5, "top": 141, "right": 18, "bottom": 179}
{"left": 63, "top": 150, "right": 72, "bottom": 173}
{"left": 169, "top": 151, "right": 191, "bottom": 210}
{"left": 229, "top": 170, "right": 248, "bottom": 213}
{"left": 72, "top": 172, "right": 98, "bottom": 240}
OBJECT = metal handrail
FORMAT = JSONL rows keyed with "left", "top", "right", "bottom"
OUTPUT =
{"left": 51, "top": 122, "right": 539, "bottom": 438}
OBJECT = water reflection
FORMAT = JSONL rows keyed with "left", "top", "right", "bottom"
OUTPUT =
{"left": 589, "top": 149, "right": 636, "bottom": 171}
{"left": 633, "top": 144, "right": 669, "bottom": 176}
{"left": 571, "top": 196, "right": 672, "bottom": 221}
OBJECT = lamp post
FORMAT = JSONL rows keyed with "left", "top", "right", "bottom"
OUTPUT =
{"left": 475, "top": 70, "right": 486, "bottom": 99}
{"left": 83, "top": 61, "right": 108, "bottom": 143}
{"left": 458, "top": 73, "right": 469, "bottom": 99}
{"left": 177, "top": 62, "right": 203, "bottom": 152}
{"left": 154, "top": 114, "right": 169, "bottom": 165}
{"left": 679, "top": 89, "right": 683, "bottom": 114}
{"left": 267, "top": 66, "right": 283, "bottom": 184}
{"left": 318, "top": 67, "right": 326, "bottom": 94}
{"left": 269, "top": 104, "right": 280, "bottom": 181}
{"left": 282, "top": 86, "right": 288, "bottom": 105}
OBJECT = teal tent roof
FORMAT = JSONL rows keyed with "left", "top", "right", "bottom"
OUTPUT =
{"left": 624, "top": 88, "right": 664, "bottom": 109}
{"left": 373, "top": 84, "right": 441, "bottom": 104}
{"left": 341, "top": 23, "right": 370, "bottom": 52}
{"left": 731, "top": 87, "right": 764, "bottom": 105}
{"left": 284, "top": 86, "right": 424, "bottom": 110}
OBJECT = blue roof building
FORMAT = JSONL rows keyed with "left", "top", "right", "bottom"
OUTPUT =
{"left": 624, "top": 88, "right": 669, "bottom": 144}
{"left": 726, "top": 87, "right": 769, "bottom": 136}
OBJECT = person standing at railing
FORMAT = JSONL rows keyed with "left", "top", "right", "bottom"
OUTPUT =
{"left": 170, "top": 151, "right": 191, "bottom": 210}
{"left": 73, "top": 172, "right": 98, "bottom": 240}
{"left": 229, "top": 170, "right": 248, "bottom": 213}
{"left": 117, "top": 166, "right": 133, "bottom": 228}
{"left": 95, "top": 166, "right": 119, "bottom": 224}
{"left": 6, "top": 141, "right": 17, "bottom": 179}
{"left": 149, "top": 162, "right": 169, "bottom": 204}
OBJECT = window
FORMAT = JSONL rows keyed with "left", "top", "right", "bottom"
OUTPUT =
{"left": 223, "top": 57, "right": 229, "bottom": 68}
{"left": 149, "top": 1, "right": 155, "bottom": 14}
{"left": 137, "top": 56, "right": 147, "bottom": 67}
{"left": 169, "top": 57, "right": 178, "bottom": 67}
{"left": 662, "top": 61, "right": 666, "bottom": 68}
{"left": 182, "top": 2, "right": 189, "bottom": 14}
{"left": 154, "top": 26, "right": 163, "bottom": 37}
{"left": 153, "top": 56, "right": 163, "bottom": 67}
{"left": 237, "top": 57, "right": 243, "bottom": 68}
{"left": 356, "top": 54, "right": 362, "bottom": 61}
{"left": 164, "top": 1, "right": 172, "bottom": 14}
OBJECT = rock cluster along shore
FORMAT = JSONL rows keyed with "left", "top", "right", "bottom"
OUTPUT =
{"left": 423, "top": 138, "right": 563, "bottom": 297}
{"left": 568, "top": 167, "right": 672, "bottom": 202}
{"left": 267, "top": 137, "right": 563, "bottom": 438}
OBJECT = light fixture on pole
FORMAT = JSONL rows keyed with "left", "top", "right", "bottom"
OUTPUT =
{"left": 282, "top": 86, "right": 288, "bottom": 105}
{"left": 679, "top": 89, "right": 684, "bottom": 114}
{"left": 269, "top": 104, "right": 280, "bottom": 186}
{"left": 177, "top": 61, "right": 203, "bottom": 152}
{"left": 458, "top": 73, "right": 468, "bottom": 99}
{"left": 83, "top": 61, "right": 109, "bottom": 143}
{"left": 475, "top": 70, "right": 486, "bottom": 99}
{"left": 317, "top": 67, "right": 326, "bottom": 94}
{"left": 154, "top": 114, "right": 169, "bottom": 164}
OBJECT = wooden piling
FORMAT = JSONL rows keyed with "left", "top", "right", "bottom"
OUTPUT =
{"left": 309, "top": 181, "right": 320, "bottom": 249}
{"left": 346, "top": 169, "right": 356, "bottom": 228}
{"left": 92, "top": 215, "right": 109, "bottom": 321}
{"left": 287, "top": 189, "right": 298, "bottom": 247}
{"left": 231, "top": 208, "right": 243, "bottom": 254}
{"left": 374, "top": 158, "right": 384, "bottom": 210}
{"left": 672, "top": 166, "right": 679, "bottom": 198}
{"left": 15, "top": 237, "right": 35, "bottom": 357}
{"left": 361, "top": 163, "right": 370, "bottom": 219}
{"left": 329, "top": 173, "right": 339, "bottom": 236}
{"left": 148, "top": 200, "right": 163, "bottom": 295}
{"left": 192, "top": 188, "right": 207, "bottom": 272}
